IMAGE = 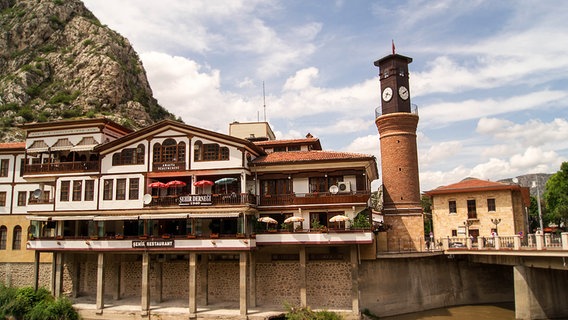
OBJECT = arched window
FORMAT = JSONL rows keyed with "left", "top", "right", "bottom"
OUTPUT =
{"left": 0, "top": 226, "right": 6, "bottom": 250}
{"left": 153, "top": 139, "right": 185, "bottom": 163}
{"left": 12, "top": 226, "right": 21, "bottom": 250}
{"left": 193, "top": 140, "right": 229, "bottom": 161}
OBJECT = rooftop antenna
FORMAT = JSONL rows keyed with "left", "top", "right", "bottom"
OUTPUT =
{"left": 262, "top": 81, "right": 267, "bottom": 122}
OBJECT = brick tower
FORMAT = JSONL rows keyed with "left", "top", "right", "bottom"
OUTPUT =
{"left": 374, "top": 52, "right": 424, "bottom": 251}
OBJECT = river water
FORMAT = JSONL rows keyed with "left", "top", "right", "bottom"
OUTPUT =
{"left": 381, "top": 303, "right": 515, "bottom": 320}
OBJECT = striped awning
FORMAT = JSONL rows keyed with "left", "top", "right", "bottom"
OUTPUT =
{"left": 138, "top": 213, "right": 189, "bottom": 220}
{"left": 25, "top": 215, "right": 95, "bottom": 221}
{"left": 187, "top": 212, "right": 240, "bottom": 218}
{"left": 93, "top": 215, "right": 140, "bottom": 221}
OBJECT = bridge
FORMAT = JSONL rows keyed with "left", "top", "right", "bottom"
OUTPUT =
{"left": 438, "top": 232, "right": 568, "bottom": 320}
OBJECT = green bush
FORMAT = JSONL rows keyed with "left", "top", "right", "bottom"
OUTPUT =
{"left": 0, "top": 285, "right": 78, "bottom": 320}
{"left": 285, "top": 303, "right": 343, "bottom": 320}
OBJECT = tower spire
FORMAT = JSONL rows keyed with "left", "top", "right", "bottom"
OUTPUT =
{"left": 392, "top": 39, "right": 396, "bottom": 55}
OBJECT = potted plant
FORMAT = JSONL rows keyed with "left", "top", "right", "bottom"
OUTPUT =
{"left": 236, "top": 233, "right": 246, "bottom": 238}
{"left": 187, "top": 234, "right": 197, "bottom": 239}
{"left": 210, "top": 233, "right": 219, "bottom": 239}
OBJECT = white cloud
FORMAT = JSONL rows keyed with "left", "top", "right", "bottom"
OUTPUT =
{"left": 420, "top": 141, "right": 463, "bottom": 164}
{"left": 284, "top": 68, "right": 320, "bottom": 91}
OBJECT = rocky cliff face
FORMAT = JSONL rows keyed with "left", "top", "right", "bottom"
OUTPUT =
{"left": 0, "top": 0, "right": 176, "bottom": 141}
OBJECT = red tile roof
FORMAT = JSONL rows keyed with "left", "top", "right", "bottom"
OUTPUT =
{"left": 252, "top": 150, "right": 374, "bottom": 165}
{"left": 424, "top": 177, "right": 521, "bottom": 195}
{"left": 0, "top": 142, "right": 25, "bottom": 150}
{"left": 254, "top": 138, "right": 319, "bottom": 146}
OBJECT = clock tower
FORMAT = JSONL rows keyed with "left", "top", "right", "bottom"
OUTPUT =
{"left": 374, "top": 52, "right": 424, "bottom": 252}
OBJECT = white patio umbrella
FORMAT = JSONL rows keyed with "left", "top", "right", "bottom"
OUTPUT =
{"left": 284, "top": 216, "right": 304, "bottom": 223}
{"left": 258, "top": 216, "right": 278, "bottom": 230}
{"left": 329, "top": 215, "right": 350, "bottom": 229}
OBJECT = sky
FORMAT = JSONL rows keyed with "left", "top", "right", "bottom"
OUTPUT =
{"left": 82, "top": 0, "right": 568, "bottom": 192}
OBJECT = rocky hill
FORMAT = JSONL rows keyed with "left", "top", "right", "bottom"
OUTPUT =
{"left": 0, "top": 0, "right": 177, "bottom": 142}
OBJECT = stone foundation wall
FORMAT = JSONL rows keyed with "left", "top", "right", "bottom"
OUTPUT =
{"left": 0, "top": 262, "right": 51, "bottom": 289}
{"left": 306, "top": 261, "right": 351, "bottom": 309}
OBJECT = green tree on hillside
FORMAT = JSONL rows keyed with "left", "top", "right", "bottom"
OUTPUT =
{"left": 544, "top": 162, "right": 568, "bottom": 229}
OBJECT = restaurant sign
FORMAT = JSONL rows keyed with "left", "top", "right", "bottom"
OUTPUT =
{"left": 132, "top": 240, "right": 174, "bottom": 248}
{"left": 179, "top": 194, "right": 212, "bottom": 206}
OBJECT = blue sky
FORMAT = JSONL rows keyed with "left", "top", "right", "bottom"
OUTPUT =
{"left": 82, "top": 0, "right": 568, "bottom": 192}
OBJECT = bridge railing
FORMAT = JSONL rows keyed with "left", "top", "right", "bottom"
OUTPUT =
{"left": 441, "top": 232, "right": 568, "bottom": 251}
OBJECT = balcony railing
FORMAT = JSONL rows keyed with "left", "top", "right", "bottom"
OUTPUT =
{"left": 24, "top": 161, "right": 99, "bottom": 174}
{"left": 145, "top": 193, "right": 256, "bottom": 207}
{"left": 259, "top": 191, "right": 370, "bottom": 206}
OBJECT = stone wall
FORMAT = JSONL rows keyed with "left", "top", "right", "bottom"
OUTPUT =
{"left": 359, "top": 255, "right": 514, "bottom": 317}
{"left": 0, "top": 262, "right": 51, "bottom": 289}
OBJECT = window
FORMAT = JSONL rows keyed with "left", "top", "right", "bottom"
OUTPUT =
{"left": 154, "top": 139, "right": 186, "bottom": 163}
{"left": 309, "top": 176, "right": 342, "bottom": 193}
{"left": 193, "top": 141, "right": 229, "bottom": 161}
{"left": 0, "top": 192, "right": 6, "bottom": 207}
{"left": 261, "top": 179, "right": 292, "bottom": 195}
{"left": 17, "top": 191, "right": 26, "bottom": 206}
{"left": 449, "top": 200, "right": 457, "bottom": 214}
{"left": 112, "top": 144, "right": 145, "bottom": 165}
{"left": 0, "top": 226, "right": 6, "bottom": 250}
{"left": 85, "top": 180, "right": 94, "bottom": 201}
{"left": 103, "top": 179, "right": 113, "bottom": 200}
{"left": 0, "top": 159, "right": 9, "bottom": 177}
{"left": 467, "top": 199, "right": 477, "bottom": 219}
{"left": 487, "top": 198, "right": 496, "bottom": 212}
{"left": 288, "top": 146, "right": 301, "bottom": 152}
{"left": 451, "top": 229, "right": 457, "bottom": 237}
{"left": 129, "top": 178, "right": 139, "bottom": 200}
{"left": 60, "top": 181, "right": 70, "bottom": 202}
{"left": 116, "top": 179, "right": 126, "bottom": 200}
{"left": 72, "top": 180, "right": 82, "bottom": 201}
{"left": 12, "top": 226, "right": 21, "bottom": 250}
{"left": 274, "top": 146, "right": 286, "bottom": 152}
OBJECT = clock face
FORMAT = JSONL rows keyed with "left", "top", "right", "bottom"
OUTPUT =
{"left": 398, "top": 86, "right": 409, "bottom": 100}
{"left": 382, "top": 87, "right": 393, "bottom": 102}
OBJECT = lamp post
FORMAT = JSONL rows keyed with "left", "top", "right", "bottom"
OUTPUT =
{"left": 532, "top": 180, "right": 544, "bottom": 233}
{"left": 491, "top": 218, "right": 501, "bottom": 235}
{"left": 463, "top": 220, "right": 473, "bottom": 237}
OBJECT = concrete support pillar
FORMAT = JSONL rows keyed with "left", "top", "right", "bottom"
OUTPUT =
{"left": 72, "top": 254, "right": 80, "bottom": 298}
{"left": 514, "top": 265, "right": 568, "bottom": 319}
{"left": 494, "top": 236, "right": 500, "bottom": 250}
{"left": 513, "top": 235, "right": 521, "bottom": 250}
{"left": 536, "top": 233, "right": 544, "bottom": 250}
{"left": 113, "top": 255, "right": 121, "bottom": 300}
{"left": 249, "top": 252, "right": 256, "bottom": 308}
{"left": 478, "top": 237, "right": 485, "bottom": 249}
{"left": 350, "top": 245, "right": 360, "bottom": 315}
{"left": 33, "top": 251, "right": 40, "bottom": 291}
{"left": 96, "top": 253, "right": 105, "bottom": 315}
{"left": 239, "top": 252, "right": 248, "bottom": 317}
{"left": 562, "top": 232, "right": 568, "bottom": 250}
{"left": 54, "top": 252, "right": 63, "bottom": 298}
{"left": 141, "top": 253, "right": 150, "bottom": 317}
{"left": 189, "top": 252, "right": 197, "bottom": 318}
{"left": 299, "top": 246, "right": 307, "bottom": 308}
{"left": 199, "top": 254, "right": 209, "bottom": 305}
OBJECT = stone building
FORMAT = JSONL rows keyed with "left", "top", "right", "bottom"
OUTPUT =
{"left": 424, "top": 177, "right": 530, "bottom": 240}
{"left": 0, "top": 116, "right": 379, "bottom": 316}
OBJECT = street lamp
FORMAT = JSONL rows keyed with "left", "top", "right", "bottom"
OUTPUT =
{"left": 532, "top": 180, "right": 544, "bottom": 233}
{"left": 463, "top": 220, "right": 473, "bottom": 237}
{"left": 491, "top": 218, "right": 501, "bottom": 235}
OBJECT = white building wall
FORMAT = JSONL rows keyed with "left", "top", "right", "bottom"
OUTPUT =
{"left": 98, "top": 174, "right": 145, "bottom": 210}
{"left": 55, "top": 177, "right": 99, "bottom": 211}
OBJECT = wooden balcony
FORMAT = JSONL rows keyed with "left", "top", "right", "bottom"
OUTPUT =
{"left": 24, "top": 161, "right": 99, "bottom": 175}
{"left": 259, "top": 191, "right": 370, "bottom": 206}
{"left": 145, "top": 193, "right": 256, "bottom": 207}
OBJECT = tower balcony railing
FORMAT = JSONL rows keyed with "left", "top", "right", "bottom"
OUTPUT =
{"left": 375, "top": 103, "right": 418, "bottom": 118}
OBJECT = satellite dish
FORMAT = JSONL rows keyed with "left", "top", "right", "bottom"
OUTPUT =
{"left": 143, "top": 194, "right": 153, "bottom": 205}
{"left": 32, "top": 189, "right": 42, "bottom": 199}
{"left": 329, "top": 185, "right": 339, "bottom": 195}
